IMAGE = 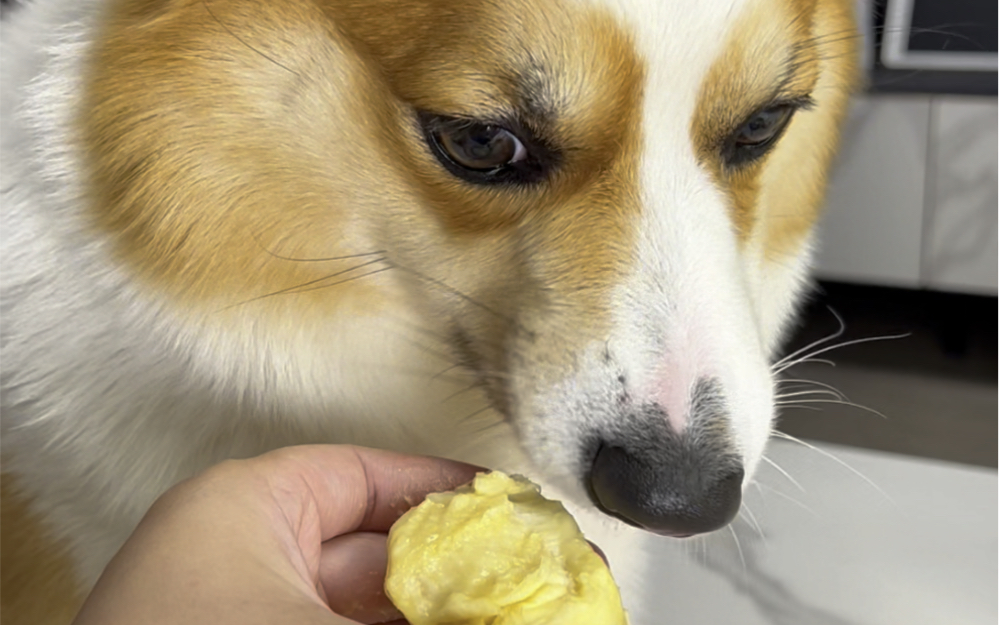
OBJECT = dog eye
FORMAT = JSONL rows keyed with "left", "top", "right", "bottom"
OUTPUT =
{"left": 724, "top": 104, "right": 798, "bottom": 167}
{"left": 437, "top": 123, "right": 527, "bottom": 171}
{"left": 734, "top": 106, "right": 793, "bottom": 147}
{"left": 419, "top": 113, "right": 556, "bottom": 185}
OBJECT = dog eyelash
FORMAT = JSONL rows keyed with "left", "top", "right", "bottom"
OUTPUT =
{"left": 722, "top": 95, "right": 815, "bottom": 168}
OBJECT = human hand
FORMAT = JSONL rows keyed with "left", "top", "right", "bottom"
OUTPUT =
{"left": 72, "top": 445, "right": 481, "bottom": 625}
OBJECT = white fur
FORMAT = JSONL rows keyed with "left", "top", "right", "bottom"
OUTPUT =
{"left": 1, "top": 0, "right": 823, "bottom": 622}
{"left": 1, "top": 0, "right": 519, "bottom": 587}
{"left": 514, "top": 0, "right": 786, "bottom": 487}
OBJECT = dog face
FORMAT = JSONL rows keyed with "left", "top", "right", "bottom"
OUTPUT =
{"left": 81, "top": 0, "right": 857, "bottom": 535}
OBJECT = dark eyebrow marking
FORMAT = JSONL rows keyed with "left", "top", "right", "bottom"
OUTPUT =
{"left": 513, "top": 59, "right": 559, "bottom": 119}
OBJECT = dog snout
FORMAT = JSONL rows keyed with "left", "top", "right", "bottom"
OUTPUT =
{"left": 587, "top": 443, "right": 743, "bottom": 536}
{"left": 584, "top": 385, "right": 744, "bottom": 536}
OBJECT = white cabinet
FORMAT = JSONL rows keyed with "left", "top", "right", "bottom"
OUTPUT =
{"left": 814, "top": 94, "right": 998, "bottom": 296}
{"left": 815, "top": 96, "right": 930, "bottom": 288}
{"left": 923, "top": 98, "right": 998, "bottom": 295}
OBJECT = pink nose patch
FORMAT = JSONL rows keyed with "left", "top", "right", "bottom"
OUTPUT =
{"left": 649, "top": 360, "right": 699, "bottom": 434}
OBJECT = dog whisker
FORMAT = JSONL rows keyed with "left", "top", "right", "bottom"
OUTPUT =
{"left": 776, "top": 398, "right": 889, "bottom": 420}
{"left": 257, "top": 245, "right": 388, "bottom": 265}
{"left": 365, "top": 364, "right": 468, "bottom": 385}
{"left": 773, "top": 357, "right": 838, "bottom": 374}
{"left": 760, "top": 454, "right": 806, "bottom": 493}
{"left": 773, "top": 388, "right": 844, "bottom": 401}
{"left": 276, "top": 266, "right": 392, "bottom": 296}
{"left": 753, "top": 482, "right": 819, "bottom": 518}
{"left": 774, "top": 331, "right": 909, "bottom": 374}
{"left": 387, "top": 337, "right": 465, "bottom": 374}
{"left": 776, "top": 378, "right": 849, "bottom": 401}
{"left": 470, "top": 419, "right": 507, "bottom": 435}
{"left": 681, "top": 534, "right": 708, "bottom": 566}
{"left": 223, "top": 257, "right": 390, "bottom": 308}
{"left": 775, "top": 403, "right": 824, "bottom": 412}
{"left": 249, "top": 227, "right": 386, "bottom": 264}
{"left": 387, "top": 261, "right": 520, "bottom": 329}
{"left": 775, "top": 386, "right": 847, "bottom": 402}
{"left": 773, "top": 306, "right": 908, "bottom": 375}
{"left": 442, "top": 382, "right": 483, "bottom": 404}
{"left": 770, "top": 431, "right": 895, "bottom": 505}
{"left": 738, "top": 503, "right": 766, "bottom": 542}
{"left": 772, "top": 307, "right": 847, "bottom": 370}
{"left": 388, "top": 332, "right": 458, "bottom": 366}
{"left": 727, "top": 525, "right": 747, "bottom": 576}
{"left": 201, "top": 0, "right": 300, "bottom": 76}
{"left": 432, "top": 363, "right": 464, "bottom": 380}
{"left": 458, "top": 405, "right": 494, "bottom": 424}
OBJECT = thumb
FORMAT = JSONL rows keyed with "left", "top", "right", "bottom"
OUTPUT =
{"left": 318, "top": 532, "right": 402, "bottom": 625}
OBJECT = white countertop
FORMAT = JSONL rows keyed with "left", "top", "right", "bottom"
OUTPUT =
{"left": 624, "top": 440, "right": 997, "bottom": 625}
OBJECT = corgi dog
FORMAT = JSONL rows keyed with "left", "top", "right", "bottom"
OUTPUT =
{"left": 0, "top": 0, "right": 858, "bottom": 622}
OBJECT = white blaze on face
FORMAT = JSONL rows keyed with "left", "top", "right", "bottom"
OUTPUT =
{"left": 595, "top": 0, "right": 775, "bottom": 475}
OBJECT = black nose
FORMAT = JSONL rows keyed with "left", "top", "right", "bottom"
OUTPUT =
{"left": 588, "top": 443, "right": 744, "bottom": 536}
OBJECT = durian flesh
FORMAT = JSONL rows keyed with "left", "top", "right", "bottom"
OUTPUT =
{"left": 385, "top": 471, "right": 628, "bottom": 625}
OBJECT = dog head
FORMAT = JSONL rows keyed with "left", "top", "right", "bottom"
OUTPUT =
{"left": 81, "top": 0, "right": 858, "bottom": 535}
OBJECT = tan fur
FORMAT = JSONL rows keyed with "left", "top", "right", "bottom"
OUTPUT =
{"left": 83, "top": 0, "right": 391, "bottom": 313}
{"left": 1, "top": 476, "right": 84, "bottom": 625}
{"left": 81, "top": 0, "right": 646, "bottom": 388}
{"left": 82, "top": 0, "right": 642, "bottom": 305}
{"left": 756, "top": 0, "right": 859, "bottom": 258}
{"left": 691, "top": 0, "right": 858, "bottom": 249}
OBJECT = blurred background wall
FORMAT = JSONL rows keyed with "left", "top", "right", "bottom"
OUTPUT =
{"left": 778, "top": 0, "right": 997, "bottom": 469}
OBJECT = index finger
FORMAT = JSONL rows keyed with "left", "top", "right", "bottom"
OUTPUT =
{"left": 248, "top": 444, "right": 483, "bottom": 541}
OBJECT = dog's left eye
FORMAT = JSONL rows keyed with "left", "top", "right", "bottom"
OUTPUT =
{"left": 735, "top": 106, "right": 793, "bottom": 146}
{"left": 724, "top": 103, "right": 800, "bottom": 167}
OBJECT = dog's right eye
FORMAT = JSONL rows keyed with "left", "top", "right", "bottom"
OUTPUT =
{"left": 419, "top": 113, "right": 556, "bottom": 186}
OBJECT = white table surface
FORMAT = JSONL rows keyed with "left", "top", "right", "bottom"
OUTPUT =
{"left": 623, "top": 439, "right": 997, "bottom": 625}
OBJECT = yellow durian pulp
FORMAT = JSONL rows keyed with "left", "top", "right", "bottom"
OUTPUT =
{"left": 385, "top": 471, "right": 628, "bottom": 625}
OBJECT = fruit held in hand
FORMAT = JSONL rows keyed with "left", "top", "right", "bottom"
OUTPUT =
{"left": 385, "top": 471, "right": 628, "bottom": 625}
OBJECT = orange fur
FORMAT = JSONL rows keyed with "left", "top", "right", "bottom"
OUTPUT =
{"left": 81, "top": 0, "right": 647, "bottom": 383}
{"left": 691, "top": 0, "right": 858, "bottom": 247}
{"left": 756, "top": 0, "right": 860, "bottom": 258}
